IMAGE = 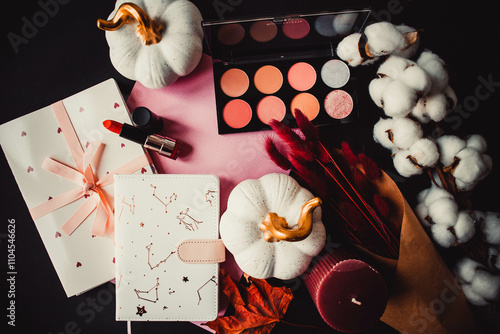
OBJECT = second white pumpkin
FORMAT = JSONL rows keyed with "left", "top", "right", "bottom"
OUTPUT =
{"left": 220, "top": 173, "right": 326, "bottom": 280}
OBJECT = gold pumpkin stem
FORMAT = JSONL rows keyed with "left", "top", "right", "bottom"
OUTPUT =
{"left": 260, "top": 197, "right": 322, "bottom": 242}
{"left": 97, "top": 2, "right": 164, "bottom": 46}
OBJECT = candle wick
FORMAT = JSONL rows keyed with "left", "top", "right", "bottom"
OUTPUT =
{"left": 351, "top": 297, "right": 362, "bottom": 306}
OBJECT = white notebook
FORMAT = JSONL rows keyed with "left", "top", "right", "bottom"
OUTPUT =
{"left": 114, "top": 174, "right": 222, "bottom": 321}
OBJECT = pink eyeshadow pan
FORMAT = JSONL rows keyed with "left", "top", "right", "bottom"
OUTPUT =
{"left": 288, "top": 62, "right": 317, "bottom": 91}
{"left": 324, "top": 90, "right": 353, "bottom": 119}
{"left": 223, "top": 99, "right": 252, "bottom": 128}
{"left": 257, "top": 96, "right": 286, "bottom": 124}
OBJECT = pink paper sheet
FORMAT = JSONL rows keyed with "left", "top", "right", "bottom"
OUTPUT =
{"left": 127, "top": 54, "right": 286, "bottom": 330}
{"left": 127, "top": 54, "right": 284, "bottom": 216}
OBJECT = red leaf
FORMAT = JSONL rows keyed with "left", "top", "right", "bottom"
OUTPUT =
{"left": 203, "top": 269, "right": 293, "bottom": 334}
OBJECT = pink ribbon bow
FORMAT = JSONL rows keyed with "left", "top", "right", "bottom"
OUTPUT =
{"left": 29, "top": 101, "right": 152, "bottom": 237}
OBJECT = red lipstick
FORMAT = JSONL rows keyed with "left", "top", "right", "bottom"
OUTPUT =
{"left": 103, "top": 120, "right": 180, "bottom": 159}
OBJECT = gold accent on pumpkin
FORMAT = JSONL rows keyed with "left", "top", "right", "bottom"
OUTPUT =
{"left": 259, "top": 197, "right": 322, "bottom": 242}
{"left": 97, "top": 2, "right": 164, "bottom": 46}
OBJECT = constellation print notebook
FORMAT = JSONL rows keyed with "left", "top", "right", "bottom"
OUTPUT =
{"left": 114, "top": 174, "right": 223, "bottom": 321}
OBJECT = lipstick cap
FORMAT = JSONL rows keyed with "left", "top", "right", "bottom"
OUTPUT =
{"left": 131, "top": 107, "right": 164, "bottom": 133}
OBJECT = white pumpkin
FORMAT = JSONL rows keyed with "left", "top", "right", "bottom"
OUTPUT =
{"left": 220, "top": 173, "right": 326, "bottom": 280}
{"left": 98, "top": 0, "right": 204, "bottom": 89}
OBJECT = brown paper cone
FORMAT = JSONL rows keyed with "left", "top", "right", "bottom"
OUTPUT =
{"left": 357, "top": 170, "right": 479, "bottom": 334}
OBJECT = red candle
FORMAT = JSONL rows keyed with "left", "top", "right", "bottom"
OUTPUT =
{"left": 303, "top": 247, "right": 388, "bottom": 333}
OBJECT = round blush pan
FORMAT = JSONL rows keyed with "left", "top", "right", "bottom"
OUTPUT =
{"left": 324, "top": 90, "right": 353, "bottom": 119}
{"left": 250, "top": 20, "right": 278, "bottom": 42}
{"left": 288, "top": 62, "right": 317, "bottom": 91}
{"left": 223, "top": 99, "right": 252, "bottom": 129}
{"left": 257, "top": 96, "right": 286, "bottom": 124}
{"left": 220, "top": 68, "right": 249, "bottom": 97}
{"left": 254, "top": 65, "right": 283, "bottom": 94}
{"left": 282, "top": 18, "right": 310, "bottom": 39}
{"left": 291, "top": 93, "right": 320, "bottom": 120}
{"left": 321, "top": 59, "right": 350, "bottom": 88}
{"left": 218, "top": 23, "right": 245, "bottom": 45}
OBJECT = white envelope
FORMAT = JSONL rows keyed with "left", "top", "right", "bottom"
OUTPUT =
{"left": 114, "top": 174, "right": 221, "bottom": 321}
{"left": 0, "top": 79, "right": 154, "bottom": 297}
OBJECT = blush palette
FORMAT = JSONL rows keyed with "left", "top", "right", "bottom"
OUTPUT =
{"left": 202, "top": 9, "right": 371, "bottom": 134}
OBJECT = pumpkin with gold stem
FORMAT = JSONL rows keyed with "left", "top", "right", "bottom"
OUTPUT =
{"left": 220, "top": 173, "right": 326, "bottom": 280}
{"left": 97, "top": 0, "right": 203, "bottom": 89}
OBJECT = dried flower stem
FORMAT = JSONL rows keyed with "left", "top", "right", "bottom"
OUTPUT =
{"left": 316, "top": 143, "right": 399, "bottom": 256}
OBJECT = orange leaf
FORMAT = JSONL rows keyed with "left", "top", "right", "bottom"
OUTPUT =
{"left": 203, "top": 269, "right": 293, "bottom": 334}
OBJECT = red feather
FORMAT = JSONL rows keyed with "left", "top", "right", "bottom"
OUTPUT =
{"left": 265, "top": 137, "right": 292, "bottom": 171}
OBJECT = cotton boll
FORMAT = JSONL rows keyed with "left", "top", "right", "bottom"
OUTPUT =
{"left": 409, "top": 138, "right": 439, "bottom": 167}
{"left": 364, "top": 22, "right": 408, "bottom": 56}
{"left": 431, "top": 224, "right": 455, "bottom": 248}
{"left": 377, "top": 56, "right": 409, "bottom": 79}
{"left": 456, "top": 257, "right": 483, "bottom": 283}
{"left": 401, "top": 64, "right": 431, "bottom": 94}
{"left": 381, "top": 80, "right": 417, "bottom": 117}
{"left": 423, "top": 93, "right": 449, "bottom": 122}
{"left": 393, "top": 149, "right": 423, "bottom": 177}
{"left": 461, "top": 284, "right": 490, "bottom": 306}
{"left": 394, "top": 24, "right": 420, "bottom": 59}
{"left": 436, "top": 135, "right": 466, "bottom": 167}
{"left": 453, "top": 148, "right": 492, "bottom": 190}
{"left": 417, "top": 188, "right": 431, "bottom": 203}
{"left": 415, "top": 202, "right": 431, "bottom": 227}
{"left": 369, "top": 77, "right": 393, "bottom": 108}
{"left": 466, "top": 134, "right": 488, "bottom": 153}
{"left": 373, "top": 117, "right": 397, "bottom": 149}
{"left": 391, "top": 118, "right": 423, "bottom": 149}
{"left": 471, "top": 271, "right": 500, "bottom": 301}
{"left": 454, "top": 212, "right": 476, "bottom": 244}
{"left": 481, "top": 212, "right": 500, "bottom": 245}
{"left": 428, "top": 197, "right": 458, "bottom": 226}
{"left": 417, "top": 51, "right": 449, "bottom": 93}
{"left": 410, "top": 96, "right": 430, "bottom": 123}
{"left": 337, "top": 33, "right": 379, "bottom": 67}
{"left": 421, "top": 186, "right": 454, "bottom": 208}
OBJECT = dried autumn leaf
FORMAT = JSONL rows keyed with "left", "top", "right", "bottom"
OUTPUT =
{"left": 203, "top": 269, "right": 293, "bottom": 334}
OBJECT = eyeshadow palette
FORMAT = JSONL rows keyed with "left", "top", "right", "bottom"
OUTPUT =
{"left": 202, "top": 9, "right": 371, "bottom": 134}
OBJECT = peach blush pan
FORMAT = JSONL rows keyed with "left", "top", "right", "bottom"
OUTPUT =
{"left": 220, "top": 68, "right": 249, "bottom": 97}
{"left": 291, "top": 93, "right": 320, "bottom": 120}
{"left": 257, "top": 96, "right": 286, "bottom": 124}
{"left": 254, "top": 65, "right": 283, "bottom": 94}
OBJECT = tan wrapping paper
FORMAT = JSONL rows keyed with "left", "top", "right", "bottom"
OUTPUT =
{"left": 357, "top": 170, "right": 479, "bottom": 334}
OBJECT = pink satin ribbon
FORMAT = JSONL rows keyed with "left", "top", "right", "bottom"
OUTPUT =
{"left": 29, "top": 101, "right": 152, "bottom": 237}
